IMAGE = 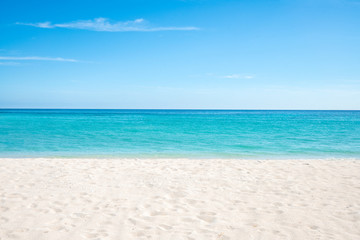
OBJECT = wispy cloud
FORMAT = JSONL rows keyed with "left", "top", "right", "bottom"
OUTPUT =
{"left": 16, "top": 18, "right": 199, "bottom": 32}
{"left": 0, "top": 62, "right": 21, "bottom": 66}
{"left": 0, "top": 56, "right": 78, "bottom": 62}
{"left": 221, "top": 74, "right": 255, "bottom": 79}
{"left": 189, "top": 73, "right": 256, "bottom": 80}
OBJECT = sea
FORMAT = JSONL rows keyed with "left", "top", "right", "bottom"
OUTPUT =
{"left": 0, "top": 109, "right": 359, "bottom": 159}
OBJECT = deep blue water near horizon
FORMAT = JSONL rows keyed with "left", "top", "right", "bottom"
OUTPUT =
{"left": 0, "top": 109, "right": 359, "bottom": 159}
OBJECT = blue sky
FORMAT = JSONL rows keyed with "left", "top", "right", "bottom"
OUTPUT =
{"left": 0, "top": 0, "right": 359, "bottom": 109}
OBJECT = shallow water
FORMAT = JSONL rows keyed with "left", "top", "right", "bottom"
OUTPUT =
{"left": 0, "top": 109, "right": 359, "bottom": 159}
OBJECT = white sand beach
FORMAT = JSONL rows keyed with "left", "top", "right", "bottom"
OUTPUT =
{"left": 0, "top": 158, "right": 359, "bottom": 240}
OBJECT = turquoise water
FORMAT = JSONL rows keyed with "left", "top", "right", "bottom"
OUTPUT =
{"left": 0, "top": 109, "right": 359, "bottom": 159}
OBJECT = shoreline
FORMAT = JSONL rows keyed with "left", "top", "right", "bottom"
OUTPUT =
{"left": 1, "top": 156, "right": 360, "bottom": 160}
{"left": 1, "top": 158, "right": 359, "bottom": 239}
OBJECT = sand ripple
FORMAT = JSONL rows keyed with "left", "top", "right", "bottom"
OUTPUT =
{"left": 0, "top": 158, "right": 359, "bottom": 239}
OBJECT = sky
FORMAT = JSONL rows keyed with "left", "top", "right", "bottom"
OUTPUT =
{"left": 0, "top": 0, "right": 359, "bottom": 109}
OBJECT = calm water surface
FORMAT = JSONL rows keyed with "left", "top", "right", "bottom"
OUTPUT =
{"left": 0, "top": 109, "right": 359, "bottom": 159}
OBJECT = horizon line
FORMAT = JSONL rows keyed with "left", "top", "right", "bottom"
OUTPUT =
{"left": 0, "top": 108, "right": 359, "bottom": 111}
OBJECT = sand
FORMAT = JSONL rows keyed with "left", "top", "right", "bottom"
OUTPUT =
{"left": 0, "top": 158, "right": 359, "bottom": 240}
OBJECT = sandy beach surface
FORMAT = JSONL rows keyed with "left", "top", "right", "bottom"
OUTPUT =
{"left": 0, "top": 158, "right": 359, "bottom": 240}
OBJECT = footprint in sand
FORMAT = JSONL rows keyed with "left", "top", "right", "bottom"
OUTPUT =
{"left": 1, "top": 216, "right": 9, "bottom": 223}
{"left": 197, "top": 212, "right": 217, "bottom": 223}
{"left": 158, "top": 224, "right": 172, "bottom": 231}
{"left": 71, "top": 212, "right": 87, "bottom": 219}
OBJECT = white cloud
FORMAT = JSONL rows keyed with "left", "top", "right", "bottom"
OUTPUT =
{"left": 25, "top": 21, "right": 53, "bottom": 28}
{"left": 221, "top": 74, "right": 255, "bottom": 79}
{"left": 0, "top": 56, "right": 78, "bottom": 62}
{"left": 0, "top": 62, "right": 21, "bottom": 66}
{"left": 16, "top": 18, "right": 199, "bottom": 32}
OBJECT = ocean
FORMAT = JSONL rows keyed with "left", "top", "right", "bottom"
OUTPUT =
{"left": 0, "top": 109, "right": 359, "bottom": 159}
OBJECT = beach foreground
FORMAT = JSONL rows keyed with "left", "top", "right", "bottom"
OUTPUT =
{"left": 0, "top": 158, "right": 359, "bottom": 240}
